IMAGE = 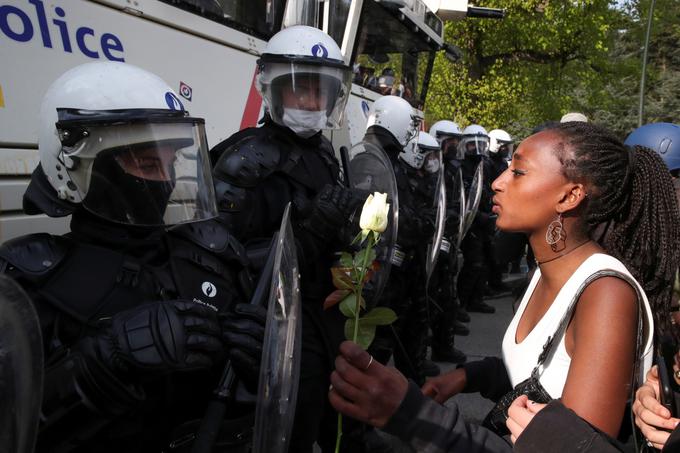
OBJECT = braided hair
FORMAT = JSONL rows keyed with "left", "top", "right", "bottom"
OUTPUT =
{"left": 551, "top": 121, "right": 680, "bottom": 337}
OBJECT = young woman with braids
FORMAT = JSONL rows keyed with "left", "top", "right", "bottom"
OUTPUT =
{"left": 326, "top": 122, "right": 680, "bottom": 453}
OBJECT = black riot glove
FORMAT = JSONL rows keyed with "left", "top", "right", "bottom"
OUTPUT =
{"left": 95, "top": 300, "right": 223, "bottom": 376}
{"left": 301, "top": 184, "right": 366, "bottom": 240}
{"left": 219, "top": 303, "right": 267, "bottom": 389}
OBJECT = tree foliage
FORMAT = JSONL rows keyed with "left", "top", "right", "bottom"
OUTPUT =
{"left": 425, "top": 0, "right": 680, "bottom": 140}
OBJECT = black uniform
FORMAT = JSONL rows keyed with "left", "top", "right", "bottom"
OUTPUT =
{"left": 363, "top": 127, "right": 434, "bottom": 385}
{"left": 457, "top": 155, "right": 496, "bottom": 313}
{"left": 211, "top": 119, "right": 363, "bottom": 452}
{"left": 0, "top": 209, "right": 254, "bottom": 453}
{"left": 430, "top": 156, "right": 467, "bottom": 361}
{"left": 485, "top": 155, "right": 513, "bottom": 291}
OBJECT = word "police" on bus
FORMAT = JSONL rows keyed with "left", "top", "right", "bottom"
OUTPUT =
{"left": 0, "top": 0, "right": 125, "bottom": 61}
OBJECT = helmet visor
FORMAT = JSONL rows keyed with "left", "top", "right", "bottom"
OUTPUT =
{"left": 259, "top": 62, "right": 352, "bottom": 130}
{"left": 63, "top": 119, "right": 216, "bottom": 226}
{"left": 459, "top": 136, "right": 490, "bottom": 158}
{"left": 497, "top": 141, "right": 514, "bottom": 159}
{"left": 441, "top": 136, "right": 461, "bottom": 158}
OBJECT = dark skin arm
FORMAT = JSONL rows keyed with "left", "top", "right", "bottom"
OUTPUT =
{"left": 561, "top": 276, "right": 638, "bottom": 437}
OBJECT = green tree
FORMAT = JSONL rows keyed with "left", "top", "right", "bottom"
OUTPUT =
{"left": 427, "top": 0, "right": 616, "bottom": 138}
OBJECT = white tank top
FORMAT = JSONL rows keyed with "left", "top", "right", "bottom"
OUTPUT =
{"left": 501, "top": 253, "right": 654, "bottom": 398}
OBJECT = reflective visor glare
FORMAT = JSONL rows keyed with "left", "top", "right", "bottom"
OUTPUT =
{"left": 287, "top": 73, "right": 333, "bottom": 111}
{"left": 442, "top": 138, "right": 459, "bottom": 155}
{"left": 268, "top": 63, "right": 351, "bottom": 128}
{"left": 79, "top": 121, "right": 216, "bottom": 226}
{"left": 478, "top": 140, "right": 488, "bottom": 154}
{"left": 113, "top": 145, "right": 178, "bottom": 182}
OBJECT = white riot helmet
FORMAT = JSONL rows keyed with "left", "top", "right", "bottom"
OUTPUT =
{"left": 34, "top": 61, "right": 216, "bottom": 226}
{"left": 429, "top": 120, "right": 462, "bottom": 143}
{"left": 458, "top": 124, "right": 490, "bottom": 159}
{"left": 488, "top": 129, "right": 514, "bottom": 159}
{"left": 429, "top": 120, "right": 462, "bottom": 161}
{"left": 256, "top": 25, "right": 352, "bottom": 138}
{"left": 366, "top": 95, "right": 421, "bottom": 147}
{"left": 417, "top": 131, "right": 441, "bottom": 174}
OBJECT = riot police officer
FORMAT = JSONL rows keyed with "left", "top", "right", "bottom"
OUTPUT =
{"left": 430, "top": 120, "right": 472, "bottom": 324}
{"left": 457, "top": 125, "right": 497, "bottom": 314}
{"left": 430, "top": 119, "right": 463, "bottom": 165}
{"left": 488, "top": 129, "right": 513, "bottom": 178}
{"left": 486, "top": 129, "right": 515, "bottom": 292}
{"left": 0, "top": 62, "right": 265, "bottom": 452}
{"left": 362, "top": 95, "right": 439, "bottom": 383}
{"left": 208, "top": 26, "right": 368, "bottom": 452}
{"left": 420, "top": 129, "right": 468, "bottom": 364}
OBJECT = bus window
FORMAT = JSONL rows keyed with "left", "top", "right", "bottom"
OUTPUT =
{"left": 352, "top": 0, "right": 437, "bottom": 107}
{"left": 160, "top": 0, "right": 286, "bottom": 40}
{"left": 282, "top": 0, "right": 353, "bottom": 50}
{"left": 327, "top": 0, "right": 352, "bottom": 48}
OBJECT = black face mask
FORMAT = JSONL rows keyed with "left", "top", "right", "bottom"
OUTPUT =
{"left": 445, "top": 152, "right": 458, "bottom": 164}
{"left": 84, "top": 151, "right": 176, "bottom": 225}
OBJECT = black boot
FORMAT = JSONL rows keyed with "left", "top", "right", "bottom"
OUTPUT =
{"left": 453, "top": 320, "right": 470, "bottom": 336}
{"left": 421, "top": 359, "right": 441, "bottom": 377}
{"left": 468, "top": 300, "right": 495, "bottom": 313}
{"left": 456, "top": 308, "right": 470, "bottom": 323}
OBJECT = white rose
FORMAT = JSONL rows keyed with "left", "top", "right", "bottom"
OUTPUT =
{"left": 359, "top": 192, "right": 390, "bottom": 235}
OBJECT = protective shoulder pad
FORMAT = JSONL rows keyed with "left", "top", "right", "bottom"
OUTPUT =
{"left": 0, "top": 233, "right": 70, "bottom": 276}
{"left": 213, "top": 134, "right": 283, "bottom": 188}
{"left": 171, "top": 221, "right": 249, "bottom": 267}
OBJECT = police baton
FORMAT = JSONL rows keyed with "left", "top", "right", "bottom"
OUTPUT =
{"left": 190, "top": 234, "right": 278, "bottom": 453}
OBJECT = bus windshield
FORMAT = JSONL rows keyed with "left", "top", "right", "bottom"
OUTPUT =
{"left": 351, "top": 0, "right": 437, "bottom": 108}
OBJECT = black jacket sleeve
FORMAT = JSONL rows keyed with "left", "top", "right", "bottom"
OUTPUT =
{"left": 460, "top": 357, "right": 513, "bottom": 402}
{"left": 514, "top": 400, "right": 624, "bottom": 453}
{"left": 382, "top": 381, "right": 513, "bottom": 453}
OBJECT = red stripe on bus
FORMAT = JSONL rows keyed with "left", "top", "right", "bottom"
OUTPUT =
{"left": 240, "top": 69, "right": 263, "bottom": 130}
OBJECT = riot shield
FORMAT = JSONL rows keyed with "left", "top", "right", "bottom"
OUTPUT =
{"left": 462, "top": 161, "right": 483, "bottom": 238}
{"left": 425, "top": 151, "right": 446, "bottom": 284}
{"left": 452, "top": 168, "right": 467, "bottom": 253}
{"left": 347, "top": 141, "right": 399, "bottom": 304}
{"left": 0, "top": 275, "right": 43, "bottom": 453}
{"left": 253, "top": 203, "right": 301, "bottom": 453}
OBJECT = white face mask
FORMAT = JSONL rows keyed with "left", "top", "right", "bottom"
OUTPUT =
{"left": 425, "top": 158, "right": 440, "bottom": 174}
{"left": 282, "top": 108, "right": 328, "bottom": 138}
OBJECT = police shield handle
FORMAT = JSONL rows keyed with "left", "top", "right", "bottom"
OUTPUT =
{"left": 190, "top": 231, "right": 279, "bottom": 453}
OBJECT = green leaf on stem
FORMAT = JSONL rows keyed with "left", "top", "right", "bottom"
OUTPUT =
{"left": 331, "top": 267, "right": 353, "bottom": 290}
{"left": 338, "top": 293, "right": 357, "bottom": 318}
{"left": 324, "top": 289, "right": 351, "bottom": 310}
{"left": 339, "top": 252, "right": 353, "bottom": 268}
{"left": 354, "top": 247, "right": 377, "bottom": 269}
{"left": 360, "top": 307, "right": 398, "bottom": 326}
{"left": 344, "top": 318, "right": 376, "bottom": 350}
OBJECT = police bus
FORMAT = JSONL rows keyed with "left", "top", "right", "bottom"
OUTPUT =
{"left": 0, "top": 0, "right": 483, "bottom": 242}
